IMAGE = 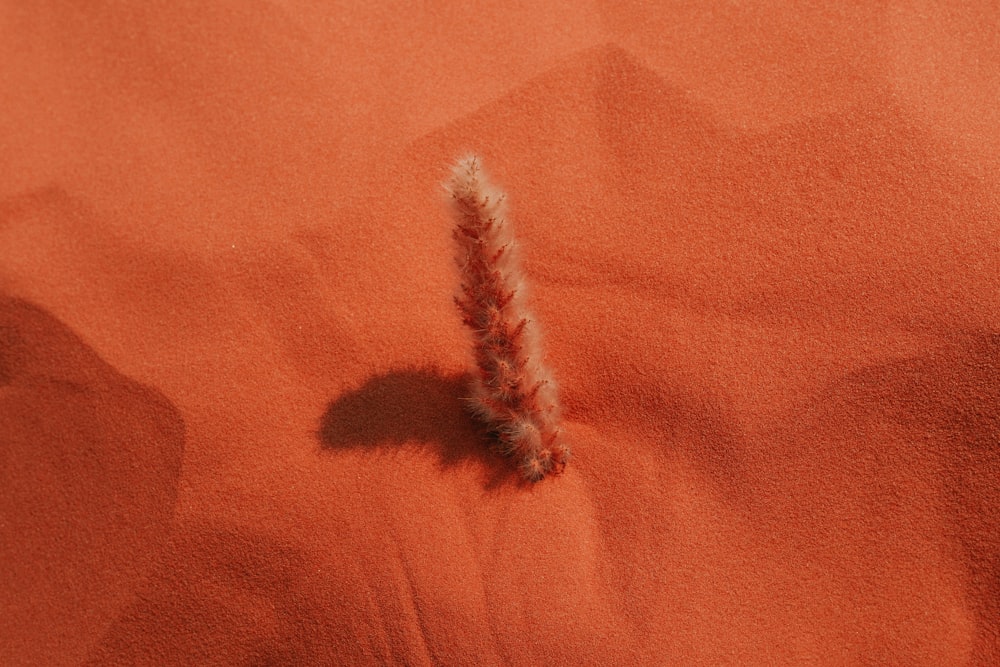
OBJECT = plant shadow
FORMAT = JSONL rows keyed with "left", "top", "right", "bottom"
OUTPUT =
{"left": 317, "top": 368, "right": 520, "bottom": 488}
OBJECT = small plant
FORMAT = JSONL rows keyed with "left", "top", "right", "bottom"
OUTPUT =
{"left": 445, "top": 155, "right": 569, "bottom": 481}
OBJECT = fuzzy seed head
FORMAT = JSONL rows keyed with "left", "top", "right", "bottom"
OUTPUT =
{"left": 446, "top": 155, "right": 568, "bottom": 482}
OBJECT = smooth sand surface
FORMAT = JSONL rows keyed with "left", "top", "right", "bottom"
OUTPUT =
{"left": 2, "top": 2, "right": 998, "bottom": 665}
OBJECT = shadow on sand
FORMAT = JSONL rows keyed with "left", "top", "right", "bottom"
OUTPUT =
{"left": 317, "top": 368, "right": 520, "bottom": 487}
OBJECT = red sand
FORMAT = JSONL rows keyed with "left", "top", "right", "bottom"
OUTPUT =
{"left": 2, "top": 2, "right": 998, "bottom": 665}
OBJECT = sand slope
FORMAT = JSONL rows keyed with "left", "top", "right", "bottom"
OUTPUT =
{"left": 0, "top": 296, "right": 184, "bottom": 666}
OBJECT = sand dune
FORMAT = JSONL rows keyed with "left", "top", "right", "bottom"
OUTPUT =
{"left": 2, "top": 3, "right": 998, "bottom": 665}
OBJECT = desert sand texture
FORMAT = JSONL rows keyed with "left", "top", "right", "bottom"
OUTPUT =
{"left": 2, "top": 2, "right": 998, "bottom": 665}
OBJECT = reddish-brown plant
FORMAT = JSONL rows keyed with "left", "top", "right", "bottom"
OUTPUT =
{"left": 445, "top": 155, "right": 569, "bottom": 481}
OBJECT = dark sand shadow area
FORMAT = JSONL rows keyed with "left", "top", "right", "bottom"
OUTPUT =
{"left": 0, "top": 296, "right": 185, "bottom": 666}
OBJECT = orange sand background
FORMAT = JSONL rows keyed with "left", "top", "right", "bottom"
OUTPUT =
{"left": 2, "top": 2, "right": 999, "bottom": 664}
